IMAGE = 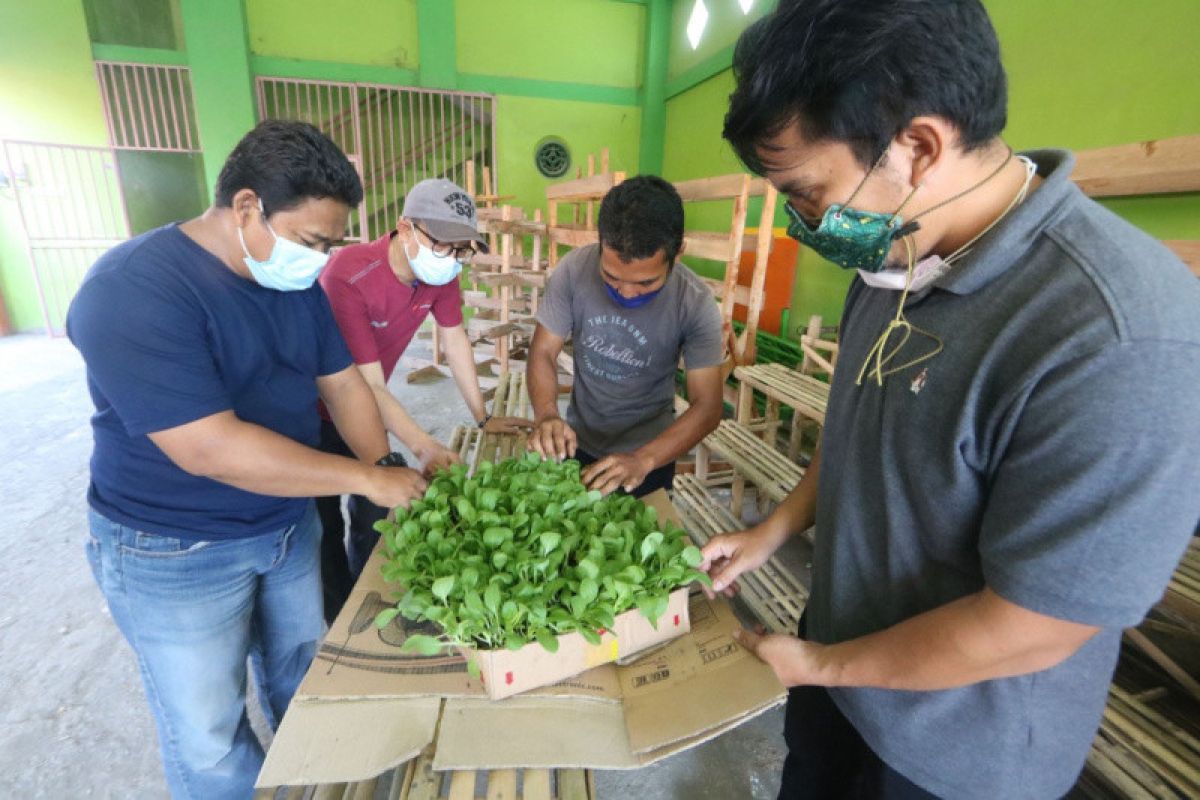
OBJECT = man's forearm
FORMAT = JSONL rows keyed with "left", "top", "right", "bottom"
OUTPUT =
{"left": 802, "top": 587, "right": 1098, "bottom": 691}
{"left": 371, "top": 385, "right": 437, "bottom": 452}
{"left": 441, "top": 325, "right": 487, "bottom": 423}
{"left": 324, "top": 376, "right": 390, "bottom": 463}
{"left": 528, "top": 349, "right": 561, "bottom": 422}
{"left": 633, "top": 400, "right": 721, "bottom": 472}
{"left": 160, "top": 415, "right": 378, "bottom": 498}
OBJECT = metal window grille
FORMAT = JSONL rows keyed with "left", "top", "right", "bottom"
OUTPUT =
{"left": 95, "top": 61, "right": 200, "bottom": 152}
{"left": 255, "top": 77, "right": 496, "bottom": 242}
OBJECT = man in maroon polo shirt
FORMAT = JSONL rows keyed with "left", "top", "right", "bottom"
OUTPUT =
{"left": 316, "top": 177, "right": 529, "bottom": 620}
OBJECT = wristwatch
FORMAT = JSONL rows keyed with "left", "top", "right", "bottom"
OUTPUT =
{"left": 375, "top": 451, "right": 408, "bottom": 468}
{"left": 477, "top": 414, "right": 492, "bottom": 429}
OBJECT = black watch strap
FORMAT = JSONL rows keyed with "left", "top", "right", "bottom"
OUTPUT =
{"left": 375, "top": 451, "right": 408, "bottom": 468}
{"left": 477, "top": 414, "right": 492, "bottom": 429}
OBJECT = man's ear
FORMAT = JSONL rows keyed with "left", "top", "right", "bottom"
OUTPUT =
{"left": 893, "top": 115, "right": 949, "bottom": 189}
{"left": 232, "top": 188, "right": 261, "bottom": 228}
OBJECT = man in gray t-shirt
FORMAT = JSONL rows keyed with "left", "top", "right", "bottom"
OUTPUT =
{"left": 528, "top": 176, "right": 724, "bottom": 496}
{"left": 700, "top": 3, "right": 1200, "bottom": 799}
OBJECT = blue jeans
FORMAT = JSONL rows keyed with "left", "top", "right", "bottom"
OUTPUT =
{"left": 86, "top": 502, "right": 324, "bottom": 800}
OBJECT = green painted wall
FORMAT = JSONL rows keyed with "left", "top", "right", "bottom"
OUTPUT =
{"left": 245, "top": 0, "right": 419, "bottom": 69}
{"left": 0, "top": 0, "right": 109, "bottom": 332}
{"left": 457, "top": 0, "right": 644, "bottom": 88}
{"left": 991, "top": 0, "right": 1200, "bottom": 244}
{"left": 663, "top": 0, "right": 1200, "bottom": 337}
{"left": 494, "top": 95, "right": 641, "bottom": 214}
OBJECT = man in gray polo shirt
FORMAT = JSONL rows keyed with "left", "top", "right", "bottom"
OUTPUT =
{"left": 527, "top": 176, "right": 724, "bottom": 496}
{"left": 700, "top": 2, "right": 1200, "bottom": 798}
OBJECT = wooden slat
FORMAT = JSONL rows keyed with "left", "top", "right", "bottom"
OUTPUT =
{"left": 402, "top": 747, "right": 442, "bottom": 800}
{"left": 477, "top": 219, "right": 548, "bottom": 237}
{"left": 673, "top": 173, "right": 751, "bottom": 202}
{"left": 472, "top": 253, "right": 546, "bottom": 270}
{"left": 700, "top": 277, "right": 752, "bottom": 306}
{"left": 548, "top": 226, "right": 600, "bottom": 248}
{"left": 673, "top": 474, "right": 807, "bottom": 634}
{"left": 348, "top": 778, "right": 378, "bottom": 800}
{"left": 485, "top": 769, "right": 517, "bottom": 800}
{"left": 1164, "top": 240, "right": 1200, "bottom": 277}
{"left": 386, "top": 764, "right": 408, "bottom": 800}
{"left": 735, "top": 363, "right": 830, "bottom": 424}
{"left": 703, "top": 419, "right": 805, "bottom": 504}
{"left": 545, "top": 171, "right": 625, "bottom": 201}
{"left": 521, "top": 769, "right": 552, "bottom": 800}
{"left": 1071, "top": 134, "right": 1200, "bottom": 198}
{"left": 557, "top": 769, "right": 591, "bottom": 800}
{"left": 682, "top": 230, "right": 734, "bottom": 261}
{"left": 447, "top": 770, "right": 475, "bottom": 800}
{"left": 312, "top": 785, "right": 347, "bottom": 800}
{"left": 683, "top": 229, "right": 763, "bottom": 260}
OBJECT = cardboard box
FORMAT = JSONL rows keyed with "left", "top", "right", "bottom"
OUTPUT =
{"left": 257, "top": 491, "right": 787, "bottom": 787}
{"left": 465, "top": 586, "right": 690, "bottom": 700}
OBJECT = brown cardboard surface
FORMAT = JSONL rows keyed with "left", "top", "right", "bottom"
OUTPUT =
{"left": 259, "top": 697, "right": 440, "bottom": 786}
{"left": 257, "top": 490, "right": 788, "bottom": 787}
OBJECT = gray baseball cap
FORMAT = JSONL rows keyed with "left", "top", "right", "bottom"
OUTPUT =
{"left": 401, "top": 178, "right": 488, "bottom": 253}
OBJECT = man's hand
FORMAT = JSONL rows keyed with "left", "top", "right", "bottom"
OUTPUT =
{"left": 581, "top": 452, "right": 655, "bottom": 496}
{"left": 365, "top": 466, "right": 428, "bottom": 510}
{"left": 700, "top": 523, "right": 790, "bottom": 595}
{"left": 527, "top": 416, "right": 577, "bottom": 461}
{"left": 734, "top": 627, "right": 825, "bottom": 687}
{"left": 484, "top": 416, "right": 535, "bottom": 435}
{"left": 412, "top": 438, "right": 460, "bottom": 476}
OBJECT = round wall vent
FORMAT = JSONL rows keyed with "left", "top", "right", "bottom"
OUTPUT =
{"left": 534, "top": 137, "right": 571, "bottom": 179}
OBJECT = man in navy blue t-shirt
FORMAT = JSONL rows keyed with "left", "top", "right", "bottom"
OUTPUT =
{"left": 67, "top": 120, "right": 426, "bottom": 800}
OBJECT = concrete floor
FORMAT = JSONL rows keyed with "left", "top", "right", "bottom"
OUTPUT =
{"left": 0, "top": 329, "right": 810, "bottom": 799}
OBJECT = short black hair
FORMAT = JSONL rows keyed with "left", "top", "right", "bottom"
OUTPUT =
{"left": 215, "top": 120, "right": 363, "bottom": 213}
{"left": 597, "top": 175, "right": 684, "bottom": 263}
{"left": 724, "top": 0, "right": 1007, "bottom": 171}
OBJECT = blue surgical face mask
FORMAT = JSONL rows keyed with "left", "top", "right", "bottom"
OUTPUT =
{"left": 238, "top": 201, "right": 328, "bottom": 291}
{"left": 605, "top": 282, "right": 663, "bottom": 309}
{"left": 406, "top": 238, "right": 462, "bottom": 286}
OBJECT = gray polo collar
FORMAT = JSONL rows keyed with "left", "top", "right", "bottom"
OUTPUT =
{"left": 931, "top": 149, "right": 1080, "bottom": 296}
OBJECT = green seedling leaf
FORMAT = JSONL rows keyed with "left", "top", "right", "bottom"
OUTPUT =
{"left": 374, "top": 607, "right": 400, "bottom": 628}
{"left": 400, "top": 634, "right": 446, "bottom": 656}
{"left": 431, "top": 576, "right": 455, "bottom": 602}
{"left": 639, "top": 531, "right": 664, "bottom": 563}
{"left": 535, "top": 629, "right": 560, "bottom": 653}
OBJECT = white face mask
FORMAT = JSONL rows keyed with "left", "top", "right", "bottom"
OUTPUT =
{"left": 857, "top": 254, "right": 953, "bottom": 293}
{"left": 238, "top": 201, "right": 328, "bottom": 291}
{"left": 405, "top": 238, "right": 462, "bottom": 286}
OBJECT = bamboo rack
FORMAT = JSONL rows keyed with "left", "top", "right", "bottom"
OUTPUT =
{"left": 672, "top": 474, "right": 808, "bottom": 636}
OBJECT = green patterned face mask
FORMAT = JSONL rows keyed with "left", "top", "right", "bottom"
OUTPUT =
{"left": 783, "top": 201, "right": 908, "bottom": 273}
{"left": 783, "top": 151, "right": 919, "bottom": 273}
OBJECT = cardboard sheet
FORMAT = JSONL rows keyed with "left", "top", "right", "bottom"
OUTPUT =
{"left": 257, "top": 490, "right": 787, "bottom": 787}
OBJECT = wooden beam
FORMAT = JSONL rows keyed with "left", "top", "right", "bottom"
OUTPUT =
{"left": 548, "top": 225, "right": 600, "bottom": 247}
{"left": 673, "top": 173, "right": 751, "bottom": 203}
{"left": 1071, "top": 134, "right": 1200, "bottom": 198}
{"left": 1164, "top": 240, "right": 1200, "bottom": 277}
{"left": 545, "top": 171, "right": 626, "bottom": 201}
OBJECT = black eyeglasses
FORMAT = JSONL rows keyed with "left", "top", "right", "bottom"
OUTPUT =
{"left": 413, "top": 224, "right": 478, "bottom": 263}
